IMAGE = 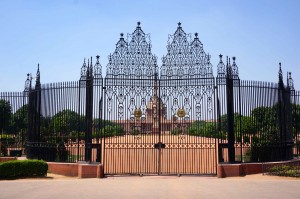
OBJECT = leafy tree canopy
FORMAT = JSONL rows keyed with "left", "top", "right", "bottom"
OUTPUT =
{"left": 53, "top": 109, "right": 84, "bottom": 135}
{"left": 12, "top": 104, "right": 28, "bottom": 132}
{"left": 0, "top": 99, "right": 12, "bottom": 132}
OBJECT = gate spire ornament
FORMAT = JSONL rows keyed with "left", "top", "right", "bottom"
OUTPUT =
{"left": 35, "top": 64, "right": 41, "bottom": 89}
{"left": 80, "top": 58, "right": 87, "bottom": 80}
{"left": 160, "top": 22, "right": 216, "bottom": 122}
{"left": 24, "top": 73, "right": 32, "bottom": 92}
{"left": 94, "top": 55, "right": 102, "bottom": 78}
{"left": 278, "top": 62, "right": 284, "bottom": 87}
{"left": 226, "top": 56, "right": 232, "bottom": 78}
{"left": 106, "top": 22, "right": 157, "bottom": 79}
{"left": 105, "top": 22, "right": 158, "bottom": 122}
{"left": 89, "top": 57, "right": 93, "bottom": 77}
{"left": 287, "top": 72, "right": 294, "bottom": 90}
{"left": 217, "top": 54, "right": 226, "bottom": 78}
{"left": 161, "top": 23, "right": 213, "bottom": 79}
{"left": 231, "top": 57, "right": 239, "bottom": 79}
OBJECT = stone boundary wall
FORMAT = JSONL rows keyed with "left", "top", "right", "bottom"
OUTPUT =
{"left": 217, "top": 159, "right": 300, "bottom": 178}
{"left": 0, "top": 157, "right": 16, "bottom": 162}
{"left": 47, "top": 162, "right": 104, "bottom": 178}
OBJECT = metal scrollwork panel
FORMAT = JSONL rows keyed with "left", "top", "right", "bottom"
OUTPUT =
{"left": 106, "top": 22, "right": 157, "bottom": 79}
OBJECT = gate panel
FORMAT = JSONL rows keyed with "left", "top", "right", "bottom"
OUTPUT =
{"left": 159, "top": 78, "right": 217, "bottom": 174}
{"left": 159, "top": 24, "right": 217, "bottom": 174}
{"left": 103, "top": 23, "right": 160, "bottom": 175}
{"left": 103, "top": 78, "right": 159, "bottom": 174}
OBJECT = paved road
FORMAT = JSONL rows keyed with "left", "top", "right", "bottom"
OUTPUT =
{"left": 1, "top": 175, "right": 300, "bottom": 199}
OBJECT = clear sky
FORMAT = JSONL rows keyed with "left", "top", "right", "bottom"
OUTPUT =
{"left": 0, "top": 0, "right": 299, "bottom": 91}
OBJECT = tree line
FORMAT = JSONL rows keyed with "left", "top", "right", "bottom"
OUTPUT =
{"left": 1, "top": 98, "right": 299, "bottom": 142}
{"left": 187, "top": 104, "right": 300, "bottom": 142}
{"left": 0, "top": 99, "right": 124, "bottom": 141}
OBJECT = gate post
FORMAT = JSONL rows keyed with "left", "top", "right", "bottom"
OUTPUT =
{"left": 34, "top": 65, "right": 41, "bottom": 147}
{"left": 278, "top": 64, "right": 286, "bottom": 160}
{"left": 226, "top": 58, "right": 235, "bottom": 163}
{"left": 277, "top": 64, "right": 293, "bottom": 161}
{"left": 85, "top": 58, "right": 94, "bottom": 162}
{"left": 26, "top": 65, "right": 41, "bottom": 160}
{"left": 25, "top": 73, "right": 34, "bottom": 158}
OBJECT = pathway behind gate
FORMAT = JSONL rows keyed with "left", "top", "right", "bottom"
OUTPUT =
{"left": 0, "top": 174, "right": 299, "bottom": 199}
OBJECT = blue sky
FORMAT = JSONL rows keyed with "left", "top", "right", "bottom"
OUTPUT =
{"left": 0, "top": 0, "right": 299, "bottom": 91}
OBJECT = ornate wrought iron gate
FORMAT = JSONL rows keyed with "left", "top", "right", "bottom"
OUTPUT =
{"left": 103, "top": 23, "right": 217, "bottom": 175}
{"left": 16, "top": 22, "right": 297, "bottom": 177}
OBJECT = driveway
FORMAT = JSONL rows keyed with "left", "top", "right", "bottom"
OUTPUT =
{"left": 0, "top": 174, "right": 299, "bottom": 199}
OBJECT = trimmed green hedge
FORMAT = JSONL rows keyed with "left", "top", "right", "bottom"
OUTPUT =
{"left": 268, "top": 165, "right": 300, "bottom": 177}
{"left": 0, "top": 160, "right": 48, "bottom": 179}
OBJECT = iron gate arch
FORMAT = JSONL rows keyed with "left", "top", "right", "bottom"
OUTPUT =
{"left": 102, "top": 22, "right": 218, "bottom": 175}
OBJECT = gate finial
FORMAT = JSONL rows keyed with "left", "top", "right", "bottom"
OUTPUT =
{"left": 36, "top": 64, "right": 40, "bottom": 80}
{"left": 217, "top": 54, "right": 226, "bottom": 79}
{"left": 219, "top": 54, "right": 223, "bottom": 61}
{"left": 226, "top": 56, "right": 232, "bottom": 79}
{"left": 80, "top": 58, "right": 88, "bottom": 79}
{"left": 279, "top": 62, "right": 283, "bottom": 80}
{"left": 231, "top": 56, "right": 239, "bottom": 79}
{"left": 35, "top": 63, "right": 41, "bottom": 88}
{"left": 24, "top": 73, "right": 32, "bottom": 92}
{"left": 94, "top": 55, "right": 102, "bottom": 78}
{"left": 287, "top": 72, "right": 294, "bottom": 90}
{"left": 278, "top": 62, "right": 284, "bottom": 87}
{"left": 109, "top": 54, "right": 112, "bottom": 64}
{"left": 80, "top": 58, "right": 88, "bottom": 78}
{"left": 90, "top": 56, "right": 93, "bottom": 77}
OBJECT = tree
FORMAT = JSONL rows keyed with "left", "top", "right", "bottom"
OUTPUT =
{"left": 171, "top": 127, "right": 182, "bottom": 135}
{"left": 0, "top": 99, "right": 12, "bottom": 133}
{"left": 219, "top": 113, "right": 244, "bottom": 133}
{"left": 101, "top": 124, "right": 125, "bottom": 137}
{"left": 251, "top": 106, "right": 277, "bottom": 131}
{"left": 292, "top": 104, "right": 300, "bottom": 134}
{"left": 40, "top": 116, "right": 54, "bottom": 141}
{"left": 188, "top": 120, "right": 216, "bottom": 138}
{"left": 53, "top": 110, "right": 84, "bottom": 136}
{"left": 218, "top": 113, "right": 257, "bottom": 141}
{"left": 93, "top": 118, "right": 115, "bottom": 129}
{"left": 236, "top": 116, "right": 257, "bottom": 135}
{"left": 12, "top": 104, "right": 28, "bottom": 133}
{"left": 249, "top": 105, "right": 282, "bottom": 162}
{"left": 92, "top": 119, "right": 125, "bottom": 138}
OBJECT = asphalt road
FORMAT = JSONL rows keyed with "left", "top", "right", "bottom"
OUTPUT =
{"left": 1, "top": 175, "right": 300, "bottom": 199}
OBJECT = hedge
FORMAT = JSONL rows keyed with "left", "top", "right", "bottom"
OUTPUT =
{"left": 0, "top": 160, "right": 48, "bottom": 179}
{"left": 268, "top": 165, "right": 300, "bottom": 177}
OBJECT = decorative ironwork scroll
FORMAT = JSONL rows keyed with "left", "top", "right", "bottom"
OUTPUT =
{"left": 160, "top": 23, "right": 215, "bottom": 120}
{"left": 105, "top": 22, "right": 157, "bottom": 121}
{"left": 106, "top": 22, "right": 157, "bottom": 78}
